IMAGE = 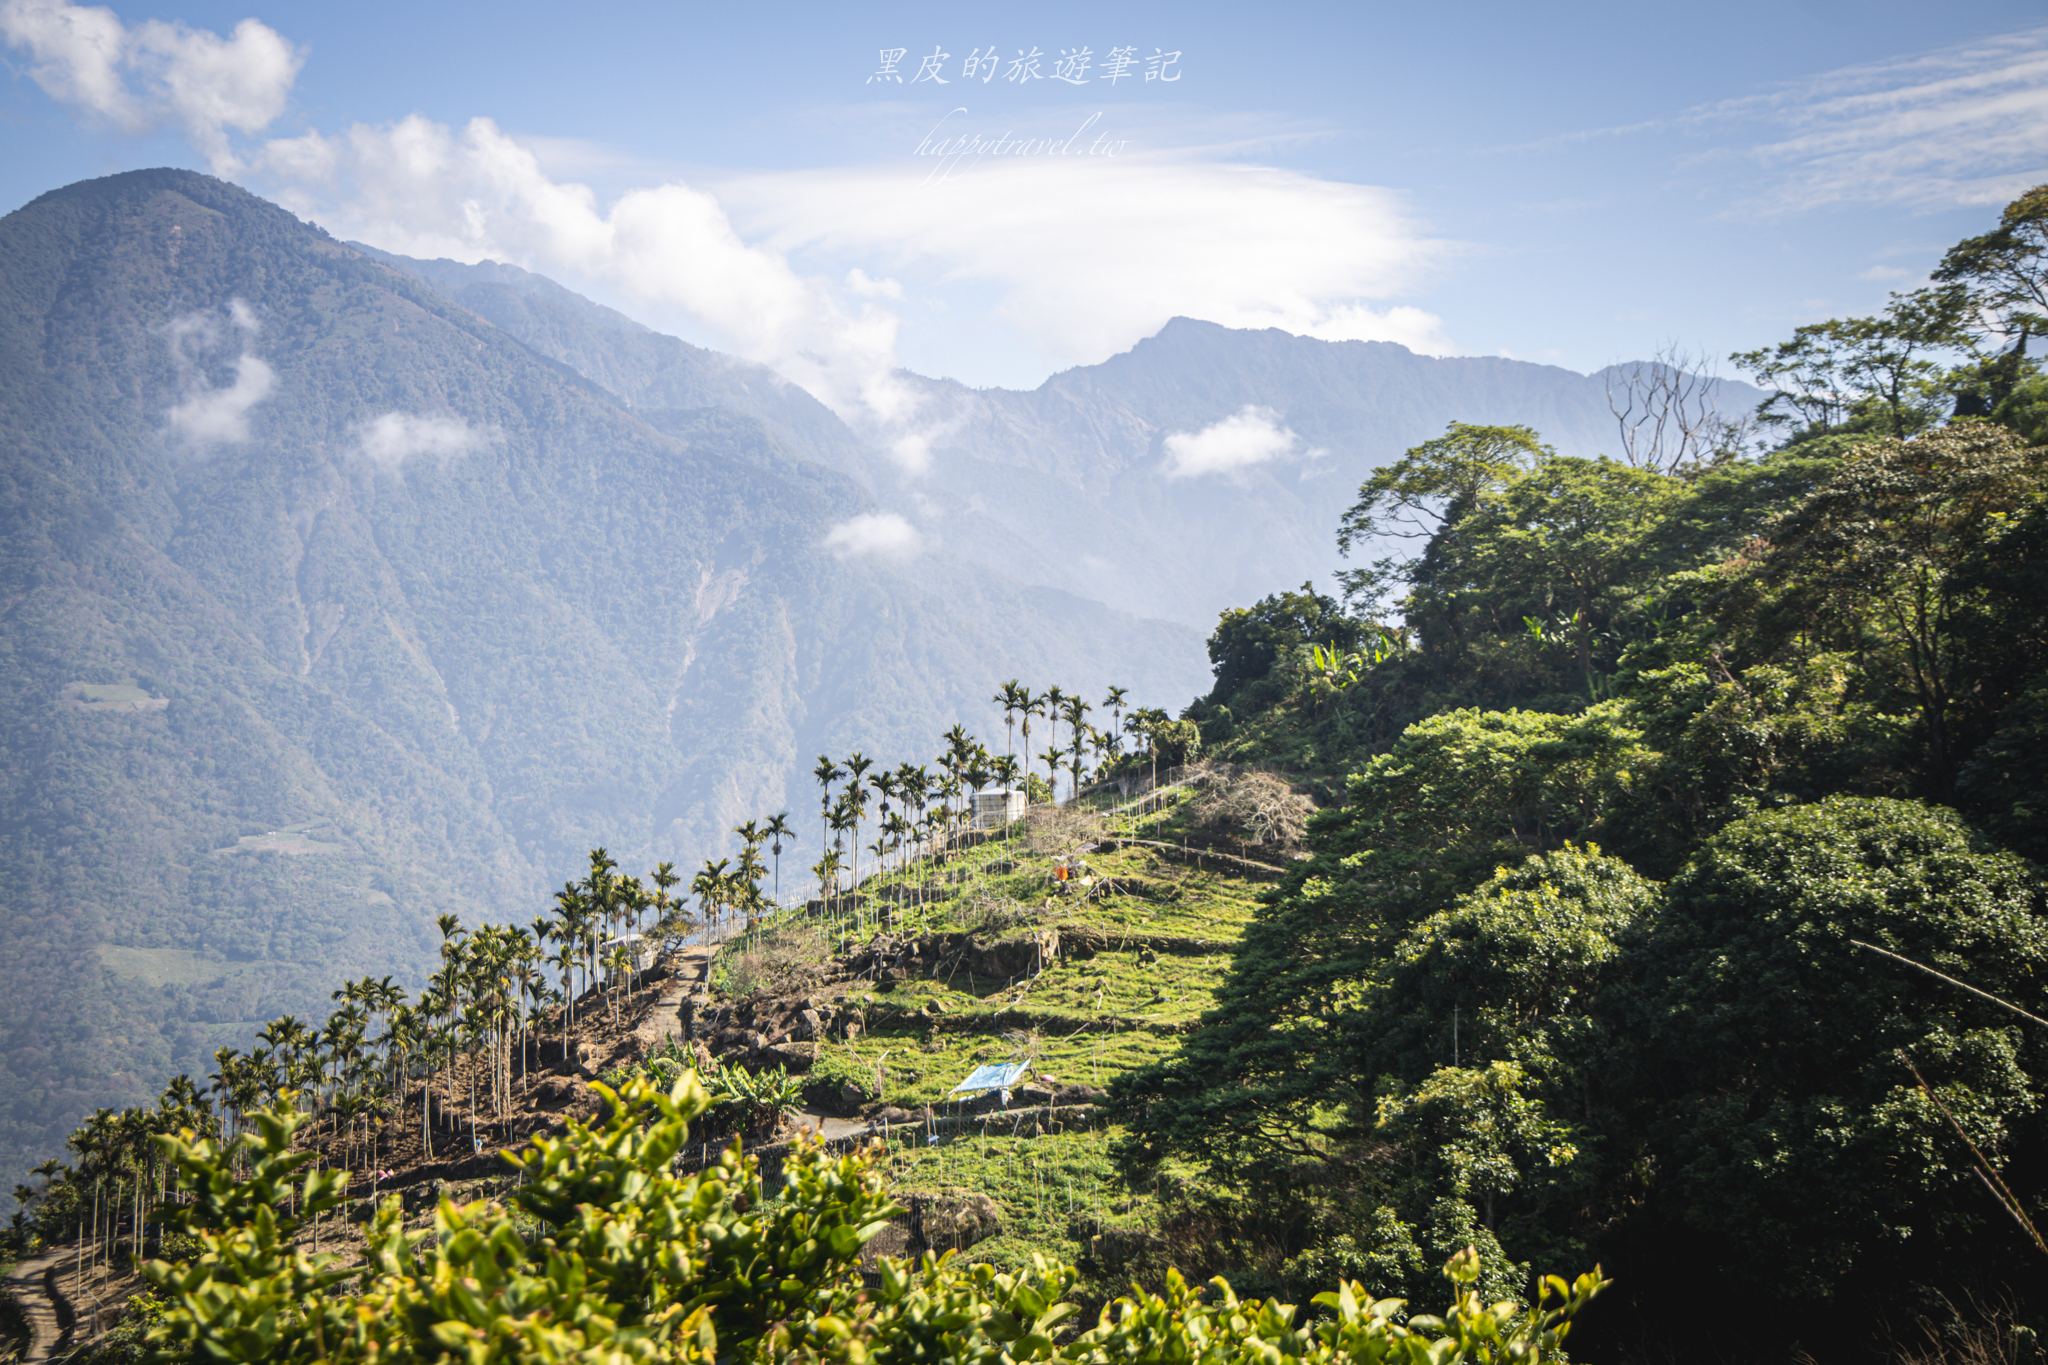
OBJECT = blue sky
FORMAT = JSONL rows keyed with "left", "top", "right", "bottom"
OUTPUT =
{"left": 2, "top": 0, "right": 2044, "bottom": 415}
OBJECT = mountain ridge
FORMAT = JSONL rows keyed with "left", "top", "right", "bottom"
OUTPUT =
{"left": 370, "top": 248, "right": 1762, "bottom": 629}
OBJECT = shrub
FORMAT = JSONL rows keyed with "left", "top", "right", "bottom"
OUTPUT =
{"left": 1186, "top": 763, "right": 1317, "bottom": 852}
{"left": 1018, "top": 803, "right": 1103, "bottom": 856}
{"left": 1622, "top": 796, "right": 2048, "bottom": 1301}
{"left": 714, "top": 925, "right": 830, "bottom": 1002}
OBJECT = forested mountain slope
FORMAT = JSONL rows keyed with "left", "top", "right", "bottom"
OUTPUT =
{"left": 1103, "top": 183, "right": 2048, "bottom": 1357}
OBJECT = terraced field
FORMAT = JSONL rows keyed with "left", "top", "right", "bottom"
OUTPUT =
{"left": 708, "top": 788, "right": 1282, "bottom": 1288}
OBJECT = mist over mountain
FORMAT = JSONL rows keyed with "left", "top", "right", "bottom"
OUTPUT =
{"left": 369, "top": 250, "right": 872, "bottom": 474}
{"left": 0, "top": 169, "right": 1203, "bottom": 1192}
{"left": 377, "top": 256, "right": 1761, "bottom": 632}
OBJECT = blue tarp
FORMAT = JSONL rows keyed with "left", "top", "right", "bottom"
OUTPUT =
{"left": 950, "top": 1062, "right": 1030, "bottom": 1095}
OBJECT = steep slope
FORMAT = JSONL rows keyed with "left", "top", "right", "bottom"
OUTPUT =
{"left": 0, "top": 169, "right": 1205, "bottom": 1194}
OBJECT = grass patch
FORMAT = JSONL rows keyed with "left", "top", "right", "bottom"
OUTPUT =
{"left": 214, "top": 820, "right": 347, "bottom": 857}
{"left": 61, "top": 680, "right": 168, "bottom": 713}
{"left": 875, "top": 1122, "right": 1155, "bottom": 1280}
{"left": 734, "top": 793, "right": 1266, "bottom": 1295}
{"left": 95, "top": 943, "right": 262, "bottom": 988}
{"left": 821, "top": 1019, "right": 1176, "bottom": 1109}
{"left": 1000, "top": 948, "right": 1226, "bottom": 1027}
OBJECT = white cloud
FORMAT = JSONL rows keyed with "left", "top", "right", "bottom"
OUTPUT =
{"left": 0, "top": 0, "right": 300, "bottom": 170}
{"left": 888, "top": 430, "right": 933, "bottom": 475}
{"left": 1292, "top": 303, "right": 1456, "bottom": 352}
{"left": 822, "top": 511, "right": 922, "bottom": 561}
{"left": 167, "top": 353, "right": 272, "bottom": 444}
{"left": 718, "top": 152, "right": 1452, "bottom": 370}
{"left": 845, "top": 267, "right": 902, "bottom": 300}
{"left": 164, "top": 298, "right": 271, "bottom": 445}
{"left": 353, "top": 412, "right": 491, "bottom": 468}
{"left": 1161, "top": 405, "right": 1319, "bottom": 480}
{"left": 249, "top": 115, "right": 917, "bottom": 433}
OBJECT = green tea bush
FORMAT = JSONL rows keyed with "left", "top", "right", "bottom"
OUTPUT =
{"left": 142, "top": 1075, "right": 1603, "bottom": 1362}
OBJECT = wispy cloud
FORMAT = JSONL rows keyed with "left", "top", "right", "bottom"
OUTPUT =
{"left": 353, "top": 412, "right": 492, "bottom": 468}
{"left": 1161, "top": 405, "right": 1321, "bottom": 480}
{"left": 720, "top": 149, "right": 1453, "bottom": 370}
{"left": 251, "top": 115, "right": 919, "bottom": 436}
{"left": 1710, "top": 25, "right": 2048, "bottom": 214}
{"left": 0, "top": 0, "right": 299, "bottom": 171}
{"left": 1512, "top": 25, "right": 2048, "bottom": 216}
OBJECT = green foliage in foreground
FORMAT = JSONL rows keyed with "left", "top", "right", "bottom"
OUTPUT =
{"left": 141, "top": 1075, "right": 1602, "bottom": 1363}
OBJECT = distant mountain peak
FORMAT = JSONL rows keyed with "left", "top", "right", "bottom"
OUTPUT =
{"left": 17, "top": 165, "right": 299, "bottom": 226}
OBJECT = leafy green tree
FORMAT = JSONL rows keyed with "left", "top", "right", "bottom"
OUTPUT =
{"left": 1312, "top": 848, "right": 1659, "bottom": 1299}
{"left": 1415, "top": 456, "right": 1682, "bottom": 701}
{"left": 1936, "top": 182, "right": 2048, "bottom": 411}
{"left": 1624, "top": 654, "right": 1913, "bottom": 859}
{"left": 1731, "top": 287, "right": 1968, "bottom": 439}
{"left": 1119, "top": 705, "right": 1649, "bottom": 1182}
{"left": 1377, "top": 845, "right": 1659, "bottom": 1076}
{"left": 1760, "top": 423, "right": 2046, "bottom": 788}
{"left": 1206, "top": 583, "right": 1363, "bottom": 712}
{"left": 1336, "top": 422, "right": 1551, "bottom": 615}
{"left": 1957, "top": 683, "right": 2048, "bottom": 862}
{"left": 1615, "top": 796, "right": 2048, "bottom": 1302}
{"left": 1367, "top": 1062, "right": 1585, "bottom": 1297}
{"left": 1141, "top": 715, "right": 1202, "bottom": 769}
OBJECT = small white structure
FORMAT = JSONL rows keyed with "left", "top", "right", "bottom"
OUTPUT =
{"left": 971, "top": 788, "right": 1028, "bottom": 831}
{"left": 600, "top": 932, "right": 656, "bottom": 975}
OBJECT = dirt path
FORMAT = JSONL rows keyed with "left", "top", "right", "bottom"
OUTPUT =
{"left": 662, "top": 942, "right": 866, "bottom": 1145}
{"left": 628, "top": 945, "right": 712, "bottom": 1055}
{"left": 2, "top": 1250, "right": 68, "bottom": 1363}
{"left": 789, "top": 1112, "right": 871, "bottom": 1142}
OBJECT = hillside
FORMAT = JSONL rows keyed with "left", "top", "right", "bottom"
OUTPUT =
{"left": 0, "top": 168, "right": 1208, "bottom": 1199}
{"left": 0, "top": 764, "right": 1295, "bottom": 1359}
{"left": 6, "top": 168, "right": 2046, "bottom": 1365}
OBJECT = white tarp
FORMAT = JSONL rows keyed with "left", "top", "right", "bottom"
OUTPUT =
{"left": 950, "top": 1061, "right": 1030, "bottom": 1095}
